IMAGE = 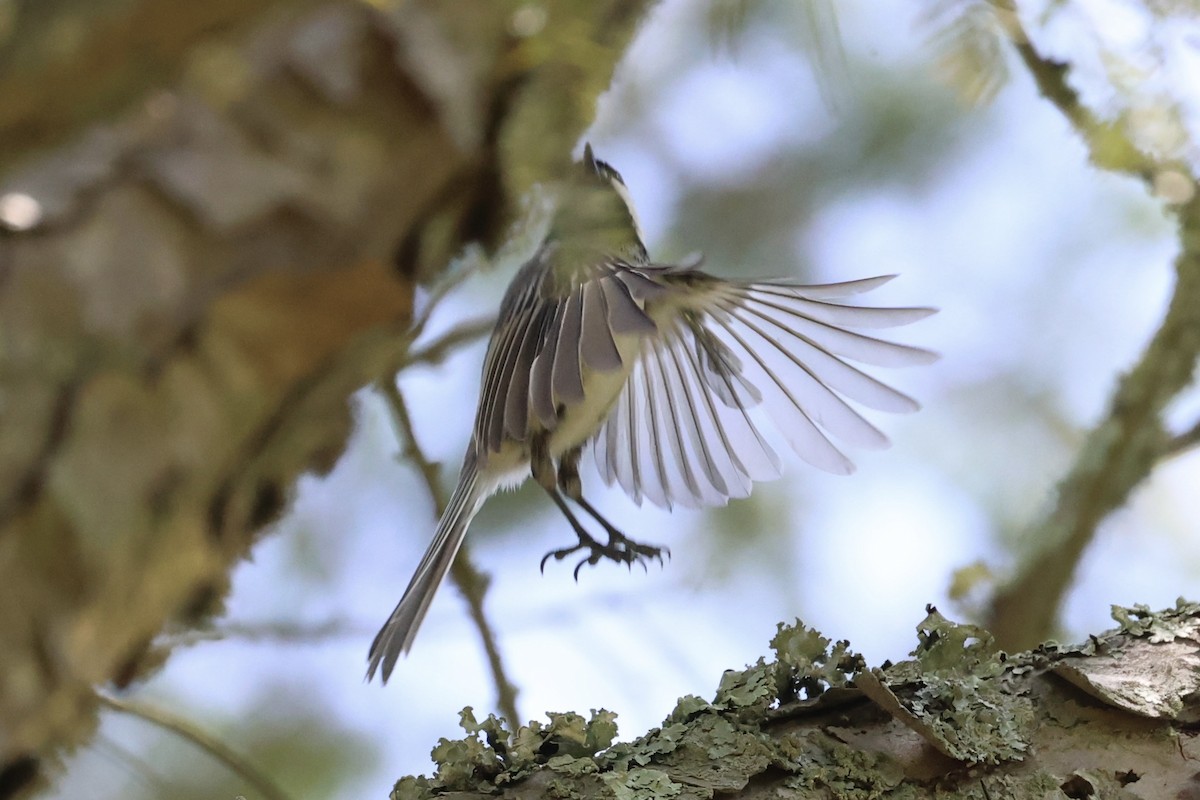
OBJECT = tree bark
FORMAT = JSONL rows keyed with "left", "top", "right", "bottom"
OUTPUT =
{"left": 0, "top": 1, "right": 649, "bottom": 794}
{"left": 391, "top": 604, "right": 1200, "bottom": 800}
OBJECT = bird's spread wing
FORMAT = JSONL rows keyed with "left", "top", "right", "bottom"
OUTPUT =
{"left": 592, "top": 271, "right": 937, "bottom": 510}
{"left": 473, "top": 254, "right": 547, "bottom": 454}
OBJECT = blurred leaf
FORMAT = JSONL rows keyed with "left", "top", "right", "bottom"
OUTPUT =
{"left": 948, "top": 560, "right": 995, "bottom": 602}
{"left": 921, "top": 0, "right": 1013, "bottom": 107}
{"left": 705, "top": 0, "right": 754, "bottom": 50}
{"left": 706, "top": 0, "right": 846, "bottom": 108}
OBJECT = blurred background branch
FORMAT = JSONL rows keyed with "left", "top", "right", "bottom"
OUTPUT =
{"left": 97, "top": 694, "right": 294, "bottom": 800}
{"left": 983, "top": 6, "right": 1200, "bottom": 651}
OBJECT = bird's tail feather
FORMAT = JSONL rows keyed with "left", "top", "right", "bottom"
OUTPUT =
{"left": 366, "top": 456, "right": 484, "bottom": 683}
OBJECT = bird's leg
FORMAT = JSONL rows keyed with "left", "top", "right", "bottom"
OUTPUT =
{"left": 570, "top": 495, "right": 669, "bottom": 571}
{"left": 538, "top": 444, "right": 668, "bottom": 577}
{"left": 559, "top": 447, "right": 669, "bottom": 568}
{"left": 531, "top": 435, "right": 605, "bottom": 574}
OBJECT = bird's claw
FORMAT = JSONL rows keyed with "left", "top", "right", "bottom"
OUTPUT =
{"left": 540, "top": 533, "right": 668, "bottom": 579}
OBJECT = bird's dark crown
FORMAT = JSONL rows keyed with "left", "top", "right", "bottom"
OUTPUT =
{"left": 583, "top": 142, "right": 627, "bottom": 188}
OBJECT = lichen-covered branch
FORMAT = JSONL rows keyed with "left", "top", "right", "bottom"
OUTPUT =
{"left": 390, "top": 604, "right": 1200, "bottom": 799}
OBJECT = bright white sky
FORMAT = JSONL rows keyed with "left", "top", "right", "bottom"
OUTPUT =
{"left": 49, "top": 1, "right": 1200, "bottom": 798}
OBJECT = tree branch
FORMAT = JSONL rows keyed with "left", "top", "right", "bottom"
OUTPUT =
{"left": 389, "top": 604, "right": 1200, "bottom": 798}
{"left": 1161, "top": 417, "right": 1200, "bottom": 460}
{"left": 985, "top": 7, "right": 1200, "bottom": 649}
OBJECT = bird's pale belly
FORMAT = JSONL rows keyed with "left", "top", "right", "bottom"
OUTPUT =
{"left": 480, "top": 331, "right": 641, "bottom": 489}
{"left": 546, "top": 355, "right": 636, "bottom": 455}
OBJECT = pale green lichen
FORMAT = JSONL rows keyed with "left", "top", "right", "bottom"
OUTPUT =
{"left": 705, "top": 621, "right": 864, "bottom": 713}
{"left": 712, "top": 659, "right": 776, "bottom": 711}
{"left": 391, "top": 706, "right": 619, "bottom": 798}
{"left": 905, "top": 673, "right": 1031, "bottom": 763}
{"left": 602, "top": 767, "right": 684, "bottom": 800}
{"left": 544, "top": 753, "right": 600, "bottom": 777}
{"left": 389, "top": 774, "right": 433, "bottom": 800}
{"left": 510, "top": 709, "right": 619, "bottom": 763}
{"left": 883, "top": 609, "right": 1035, "bottom": 764}
{"left": 770, "top": 619, "right": 865, "bottom": 702}
{"left": 782, "top": 732, "right": 907, "bottom": 800}
{"left": 395, "top": 609, "right": 1141, "bottom": 796}
{"left": 1112, "top": 598, "right": 1200, "bottom": 642}
{"left": 615, "top": 713, "right": 771, "bottom": 795}
{"left": 667, "top": 694, "right": 712, "bottom": 721}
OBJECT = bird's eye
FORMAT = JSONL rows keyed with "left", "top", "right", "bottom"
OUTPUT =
{"left": 590, "top": 159, "right": 626, "bottom": 188}
{"left": 600, "top": 163, "right": 626, "bottom": 186}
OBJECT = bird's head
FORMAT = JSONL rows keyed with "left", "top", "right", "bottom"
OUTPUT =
{"left": 548, "top": 144, "right": 648, "bottom": 264}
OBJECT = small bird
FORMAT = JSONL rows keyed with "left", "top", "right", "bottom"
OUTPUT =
{"left": 367, "top": 145, "right": 936, "bottom": 682}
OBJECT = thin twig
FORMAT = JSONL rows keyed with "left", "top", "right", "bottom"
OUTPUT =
{"left": 98, "top": 693, "right": 294, "bottom": 800}
{"left": 1010, "top": 39, "right": 1156, "bottom": 178}
{"left": 373, "top": 266, "right": 517, "bottom": 724}
{"left": 378, "top": 377, "right": 444, "bottom": 508}
{"left": 409, "top": 258, "right": 486, "bottom": 343}
{"left": 377, "top": 376, "right": 522, "bottom": 730}
{"left": 1162, "top": 418, "right": 1200, "bottom": 460}
{"left": 167, "top": 618, "right": 356, "bottom": 645}
{"left": 404, "top": 316, "right": 496, "bottom": 368}
{"left": 92, "top": 733, "right": 176, "bottom": 797}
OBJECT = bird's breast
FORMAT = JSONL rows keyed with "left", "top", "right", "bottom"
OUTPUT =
{"left": 545, "top": 329, "right": 642, "bottom": 457}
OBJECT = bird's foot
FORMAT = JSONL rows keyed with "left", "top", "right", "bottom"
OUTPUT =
{"left": 540, "top": 530, "right": 669, "bottom": 579}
